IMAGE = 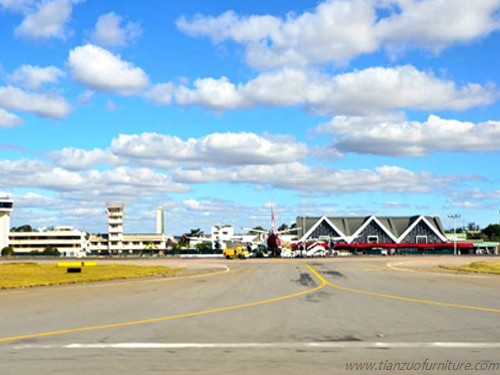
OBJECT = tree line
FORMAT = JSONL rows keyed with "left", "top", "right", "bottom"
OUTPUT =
{"left": 454, "top": 222, "right": 500, "bottom": 241}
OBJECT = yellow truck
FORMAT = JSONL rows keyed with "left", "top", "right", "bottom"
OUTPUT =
{"left": 223, "top": 247, "right": 249, "bottom": 260}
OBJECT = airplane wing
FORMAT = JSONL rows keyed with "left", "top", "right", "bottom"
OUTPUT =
{"left": 242, "top": 227, "right": 268, "bottom": 234}
{"left": 184, "top": 236, "right": 213, "bottom": 242}
{"left": 277, "top": 227, "right": 301, "bottom": 234}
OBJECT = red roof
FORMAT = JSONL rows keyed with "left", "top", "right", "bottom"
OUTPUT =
{"left": 292, "top": 242, "right": 474, "bottom": 249}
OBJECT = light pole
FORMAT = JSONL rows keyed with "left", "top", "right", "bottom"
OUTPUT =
{"left": 448, "top": 214, "right": 461, "bottom": 256}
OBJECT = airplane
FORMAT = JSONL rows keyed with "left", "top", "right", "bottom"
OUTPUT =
{"left": 243, "top": 199, "right": 300, "bottom": 258}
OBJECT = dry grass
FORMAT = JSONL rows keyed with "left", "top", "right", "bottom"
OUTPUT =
{"left": 0, "top": 262, "right": 182, "bottom": 289}
{"left": 440, "top": 261, "right": 500, "bottom": 275}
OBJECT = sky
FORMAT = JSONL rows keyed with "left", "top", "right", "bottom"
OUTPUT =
{"left": 1, "top": 0, "right": 500, "bottom": 234}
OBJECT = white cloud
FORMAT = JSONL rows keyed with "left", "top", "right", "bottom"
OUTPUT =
{"left": 67, "top": 44, "right": 149, "bottom": 95}
{"left": 15, "top": 0, "right": 79, "bottom": 40}
{"left": 445, "top": 188, "right": 500, "bottom": 202}
{"left": 177, "top": 0, "right": 500, "bottom": 69}
{"left": 91, "top": 12, "right": 142, "bottom": 47}
{"left": 183, "top": 198, "right": 241, "bottom": 212}
{"left": 0, "top": 0, "right": 34, "bottom": 13}
{"left": 144, "top": 83, "right": 175, "bottom": 105}
{"left": 0, "top": 85, "right": 70, "bottom": 119}
{"left": 49, "top": 132, "right": 307, "bottom": 170}
{"left": 175, "top": 76, "right": 251, "bottom": 110}
{"left": 172, "top": 163, "right": 463, "bottom": 194}
{"left": 8, "top": 64, "right": 66, "bottom": 89}
{"left": 0, "top": 159, "right": 190, "bottom": 195}
{"left": 77, "top": 90, "right": 93, "bottom": 105}
{"left": 383, "top": 202, "right": 410, "bottom": 209}
{"left": 170, "top": 66, "right": 497, "bottom": 114}
{"left": 49, "top": 147, "right": 122, "bottom": 170}
{"left": 378, "top": 0, "right": 500, "bottom": 52}
{"left": 316, "top": 113, "right": 500, "bottom": 156}
{"left": 0, "top": 108, "right": 23, "bottom": 127}
{"left": 110, "top": 132, "right": 307, "bottom": 167}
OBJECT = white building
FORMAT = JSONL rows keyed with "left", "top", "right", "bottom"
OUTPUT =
{"left": 211, "top": 225, "right": 234, "bottom": 242}
{"left": 9, "top": 226, "right": 88, "bottom": 257}
{"left": 89, "top": 233, "right": 173, "bottom": 255}
{"left": 88, "top": 203, "right": 174, "bottom": 255}
{"left": 0, "top": 195, "right": 13, "bottom": 251}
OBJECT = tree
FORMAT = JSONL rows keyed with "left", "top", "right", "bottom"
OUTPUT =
{"left": 43, "top": 246, "right": 60, "bottom": 256}
{"left": 11, "top": 224, "right": 34, "bottom": 232}
{"left": 466, "top": 222, "right": 480, "bottom": 232}
{"left": 1, "top": 246, "right": 14, "bottom": 257}
{"left": 177, "top": 236, "right": 189, "bottom": 248}
{"left": 278, "top": 223, "right": 289, "bottom": 232}
{"left": 482, "top": 224, "right": 500, "bottom": 241}
{"left": 143, "top": 241, "right": 157, "bottom": 250}
{"left": 195, "top": 242, "right": 212, "bottom": 251}
{"left": 180, "top": 229, "right": 205, "bottom": 248}
{"left": 188, "top": 228, "right": 204, "bottom": 237}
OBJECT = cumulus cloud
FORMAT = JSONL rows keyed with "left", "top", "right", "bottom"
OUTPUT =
{"left": 177, "top": 0, "right": 500, "bottom": 69}
{"left": 0, "top": 85, "right": 70, "bottom": 119}
{"left": 175, "top": 77, "right": 250, "bottom": 110}
{"left": 144, "top": 83, "right": 175, "bottom": 105}
{"left": 49, "top": 147, "right": 122, "bottom": 170}
{"left": 183, "top": 198, "right": 243, "bottom": 212}
{"left": 0, "top": 109, "right": 23, "bottom": 127}
{"left": 316, "top": 113, "right": 500, "bottom": 156}
{"left": 172, "top": 163, "right": 464, "bottom": 194}
{"left": 0, "top": 159, "right": 190, "bottom": 195}
{"left": 91, "top": 12, "right": 142, "bottom": 47}
{"left": 49, "top": 132, "right": 308, "bottom": 170}
{"left": 8, "top": 64, "right": 66, "bottom": 89}
{"left": 113, "top": 132, "right": 308, "bottom": 167}
{"left": 67, "top": 44, "right": 149, "bottom": 95}
{"left": 0, "top": 0, "right": 34, "bottom": 13}
{"left": 15, "top": 0, "right": 81, "bottom": 40}
{"left": 168, "top": 66, "right": 497, "bottom": 114}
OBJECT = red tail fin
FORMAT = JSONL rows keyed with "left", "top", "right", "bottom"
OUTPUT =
{"left": 271, "top": 198, "right": 275, "bottom": 231}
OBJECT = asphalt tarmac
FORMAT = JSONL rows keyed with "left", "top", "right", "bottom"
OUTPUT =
{"left": 1, "top": 256, "right": 500, "bottom": 374}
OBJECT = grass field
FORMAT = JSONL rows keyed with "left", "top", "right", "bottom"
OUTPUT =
{"left": 441, "top": 261, "right": 500, "bottom": 275}
{"left": 0, "top": 262, "right": 182, "bottom": 289}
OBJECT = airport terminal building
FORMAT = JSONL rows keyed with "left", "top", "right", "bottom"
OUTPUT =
{"left": 296, "top": 215, "right": 475, "bottom": 254}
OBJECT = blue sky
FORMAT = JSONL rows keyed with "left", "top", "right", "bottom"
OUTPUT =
{"left": 1, "top": 0, "right": 500, "bottom": 234}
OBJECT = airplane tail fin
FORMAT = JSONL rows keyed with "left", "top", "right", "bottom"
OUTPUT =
{"left": 271, "top": 198, "right": 276, "bottom": 231}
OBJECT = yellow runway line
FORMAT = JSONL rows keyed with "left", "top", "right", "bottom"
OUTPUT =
{"left": 0, "top": 265, "right": 327, "bottom": 343}
{"left": 307, "top": 265, "right": 500, "bottom": 314}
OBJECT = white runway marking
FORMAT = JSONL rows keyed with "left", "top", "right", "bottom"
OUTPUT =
{"left": 12, "top": 342, "right": 500, "bottom": 350}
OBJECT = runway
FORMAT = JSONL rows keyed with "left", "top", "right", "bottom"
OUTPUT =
{"left": 1, "top": 256, "right": 500, "bottom": 374}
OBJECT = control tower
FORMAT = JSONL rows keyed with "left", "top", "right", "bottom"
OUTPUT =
{"left": 0, "top": 195, "right": 13, "bottom": 251}
{"left": 106, "top": 203, "right": 124, "bottom": 253}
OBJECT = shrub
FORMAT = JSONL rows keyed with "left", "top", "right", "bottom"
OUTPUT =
{"left": 1, "top": 246, "right": 14, "bottom": 257}
{"left": 42, "top": 246, "right": 60, "bottom": 257}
